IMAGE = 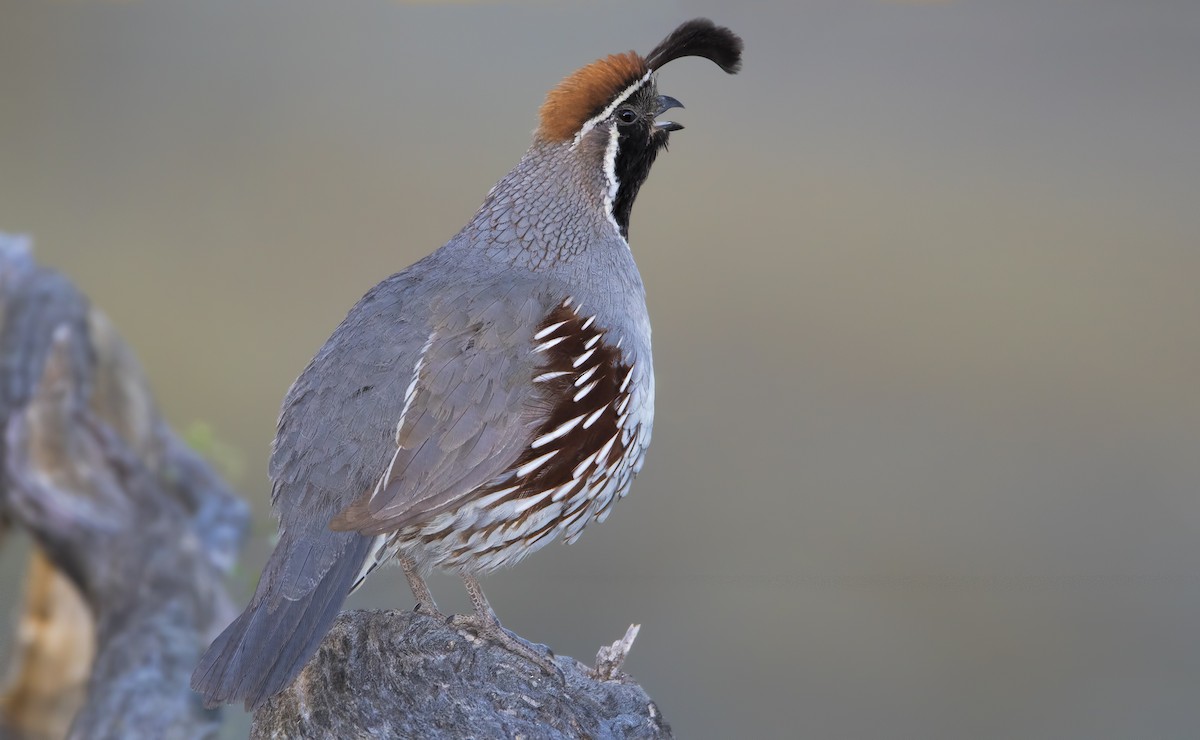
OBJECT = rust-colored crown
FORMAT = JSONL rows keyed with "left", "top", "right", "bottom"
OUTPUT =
{"left": 537, "top": 52, "right": 649, "bottom": 143}
{"left": 536, "top": 19, "right": 744, "bottom": 144}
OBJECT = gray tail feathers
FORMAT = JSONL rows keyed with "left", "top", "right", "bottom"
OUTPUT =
{"left": 191, "top": 532, "right": 374, "bottom": 709}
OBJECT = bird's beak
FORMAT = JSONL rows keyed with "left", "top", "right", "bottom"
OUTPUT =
{"left": 653, "top": 95, "right": 685, "bottom": 132}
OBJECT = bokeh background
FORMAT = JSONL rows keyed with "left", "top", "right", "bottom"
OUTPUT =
{"left": 3, "top": 0, "right": 1199, "bottom": 737}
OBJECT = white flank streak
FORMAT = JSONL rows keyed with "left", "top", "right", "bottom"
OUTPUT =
{"left": 581, "top": 315, "right": 596, "bottom": 330}
{"left": 472, "top": 485, "right": 521, "bottom": 509}
{"left": 562, "top": 503, "right": 588, "bottom": 525}
{"left": 551, "top": 481, "right": 577, "bottom": 503}
{"left": 573, "top": 450, "right": 600, "bottom": 480}
{"left": 534, "top": 370, "right": 571, "bottom": 383}
{"left": 535, "top": 336, "right": 568, "bottom": 353}
{"left": 466, "top": 527, "right": 506, "bottom": 552}
{"left": 368, "top": 451, "right": 397, "bottom": 503}
{"left": 582, "top": 406, "right": 607, "bottom": 429}
{"left": 620, "top": 366, "right": 635, "bottom": 392}
{"left": 532, "top": 413, "right": 586, "bottom": 448}
{"left": 596, "top": 433, "right": 618, "bottom": 464}
{"left": 352, "top": 534, "right": 389, "bottom": 590}
{"left": 420, "top": 514, "right": 456, "bottom": 537}
{"left": 396, "top": 331, "right": 438, "bottom": 444}
{"left": 573, "top": 365, "right": 599, "bottom": 387}
{"left": 573, "top": 379, "right": 599, "bottom": 402}
{"left": 511, "top": 488, "right": 555, "bottom": 515}
{"left": 367, "top": 431, "right": 405, "bottom": 501}
{"left": 563, "top": 297, "right": 574, "bottom": 307}
{"left": 516, "top": 449, "right": 559, "bottom": 478}
{"left": 534, "top": 320, "right": 568, "bottom": 340}
{"left": 616, "top": 395, "right": 631, "bottom": 415}
{"left": 584, "top": 333, "right": 602, "bottom": 350}
{"left": 572, "top": 71, "right": 654, "bottom": 146}
{"left": 572, "top": 347, "right": 597, "bottom": 368}
{"left": 369, "top": 463, "right": 386, "bottom": 500}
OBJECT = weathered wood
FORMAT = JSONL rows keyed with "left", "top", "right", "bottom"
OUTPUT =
{"left": 0, "top": 550, "right": 94, "bottom": 740}
{"left": 0, "top": 234, "right": 249, "bottom": 740}
{"left": 252, "top": 610, "right": 672, "bottom": 740}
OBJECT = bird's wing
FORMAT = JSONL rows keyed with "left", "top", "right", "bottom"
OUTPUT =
{"left": 260, "top": 275, "right": 532, "bottom": 583}
{"left": 331, "top": 294, "right": 648, "bottom": 541}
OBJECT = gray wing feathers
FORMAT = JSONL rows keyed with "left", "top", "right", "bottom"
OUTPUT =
{"left": 191, "top": 529, "right": 372, "bottom": 709}
{"left": 193, "top": 274, "right": 432, "bottom": 707}
{"left": 267, "top": 270, "right": 545, "bottom": 539}
{"left": 332, "top": 288, "right": 545, "bottom": 534}
{"left": 265, "top": 279, "right": 423, "bottom": 594}
{"left": 195, "top": 274, "right": 552, "bottom": 706}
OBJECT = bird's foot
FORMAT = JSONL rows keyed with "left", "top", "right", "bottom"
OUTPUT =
{"left": 452, "top": 612, "right": 566, "bottom": 682}
{"left": 457, "top": 573, "right": 565, "bottom": 681}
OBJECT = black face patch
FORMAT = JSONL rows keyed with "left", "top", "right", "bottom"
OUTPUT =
{"left": 609, "top": 86, "right": 669, "bottom": 239}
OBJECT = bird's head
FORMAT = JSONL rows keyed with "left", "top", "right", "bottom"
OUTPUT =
{"left": 536, "top": 19, "right": 742, "bottom": 238}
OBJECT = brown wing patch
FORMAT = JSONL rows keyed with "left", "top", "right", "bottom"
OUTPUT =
{"left": 537, "top": 52, "right": 649, "bottom": 143}
{"left": 507, "top": 299, "right": 630, "bottom": 501}
{"left": 421, "top": 298, "right": 639, "bottom": 559}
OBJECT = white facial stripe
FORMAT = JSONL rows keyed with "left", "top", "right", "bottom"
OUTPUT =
{"left": 571, "top": 70, "right": 653, "bottom": 146}
{"left": 601, "top": 124, "right": 622, "bottom": 234}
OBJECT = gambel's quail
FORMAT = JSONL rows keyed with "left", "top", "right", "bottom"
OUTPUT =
{"left": 192, "top": 18, "right": 742, "bottom": 709}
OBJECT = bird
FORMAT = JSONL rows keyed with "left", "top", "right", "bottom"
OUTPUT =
{"left": 191, "top": 18, "right": 742, "bottom": 709}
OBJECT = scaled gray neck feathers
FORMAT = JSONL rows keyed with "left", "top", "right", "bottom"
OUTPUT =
{"left": 458, "top": 134, "right": 622, "bottom": 270}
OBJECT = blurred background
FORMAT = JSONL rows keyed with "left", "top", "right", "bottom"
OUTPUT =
{"left": 2, "top": 0, "right": 1199, "bottom": 737}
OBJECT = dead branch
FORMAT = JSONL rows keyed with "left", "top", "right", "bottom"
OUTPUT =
{"left": 0, "top": 234, "right": 249, "bottom": 740}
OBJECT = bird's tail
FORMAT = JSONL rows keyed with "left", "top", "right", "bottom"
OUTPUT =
{"left": 191, "top": 531, "right": 374, "bottom": 709}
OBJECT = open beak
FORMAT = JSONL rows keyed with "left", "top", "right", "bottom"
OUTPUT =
{"left": 653, "top": 95, "right": 685, "bottom": 132}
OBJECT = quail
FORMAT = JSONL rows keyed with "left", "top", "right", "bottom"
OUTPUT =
{"left": 192, "top": 18, "right": 742, "bottom": 709}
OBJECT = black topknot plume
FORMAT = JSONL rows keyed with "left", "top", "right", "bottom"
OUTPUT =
{"left": 644, "top": 18, "right": 743, "bottom": 74}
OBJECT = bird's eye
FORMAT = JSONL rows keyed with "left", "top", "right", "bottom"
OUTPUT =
{"left": 617, "top": 107, "right": 638, "bottom": 124}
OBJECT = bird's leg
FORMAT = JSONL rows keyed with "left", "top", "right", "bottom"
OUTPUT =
{"left": 458, "top": 573, "right": 564, "bottom": 680}
{"left": 400, "top": 554, "right": 444, "bottom": 619}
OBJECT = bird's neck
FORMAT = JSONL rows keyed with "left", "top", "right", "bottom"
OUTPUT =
{"left": 459, "top": 139, "right": 626, "bottom": 269}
